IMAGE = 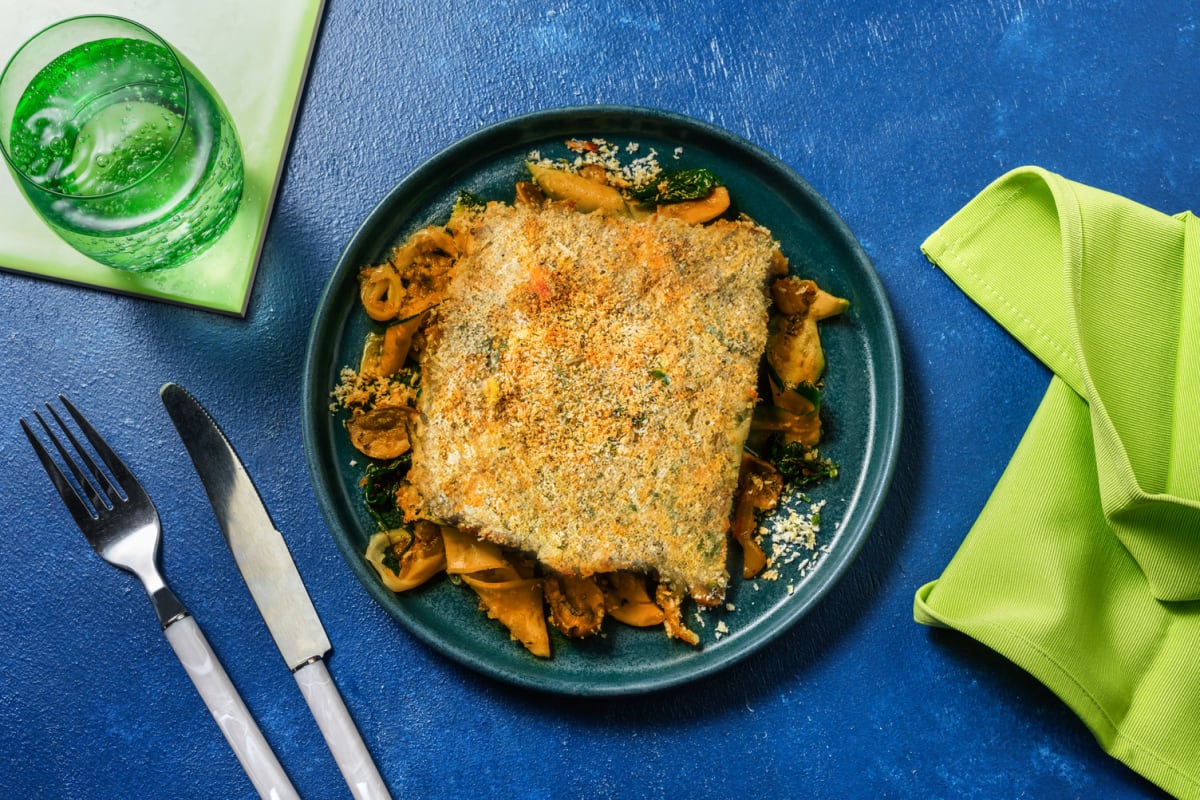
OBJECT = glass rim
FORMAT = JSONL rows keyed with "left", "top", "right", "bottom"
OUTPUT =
{"left": 0, "top": 13, "right": 192, "bottom": 200}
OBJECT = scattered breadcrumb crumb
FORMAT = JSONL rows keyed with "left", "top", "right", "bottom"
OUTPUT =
{"left": 330, "top": 366, "right": 419, "bottom": 413}
{"left": 757, "top": 498, "right": 828, "bottom": 580}
{"left": 528, "top": 137, "right": 666, "bottom": 193}
{"left": 691, "top": 493, "right": 837, "bottom": 642}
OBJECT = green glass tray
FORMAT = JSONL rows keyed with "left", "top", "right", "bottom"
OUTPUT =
{"left": 0, "top": 1, "right": 325, "bottom": 316}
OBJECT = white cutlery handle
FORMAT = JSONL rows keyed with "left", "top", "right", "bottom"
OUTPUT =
{"left": 294, "top": 658, "right": 392, "bottom": 800}
{"left": 164, "top": 615, "right": 299, "bottom": 800}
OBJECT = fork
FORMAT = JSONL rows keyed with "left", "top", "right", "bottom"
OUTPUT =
{"left": 22, "top": 396, "right": 299, "bottom": 800}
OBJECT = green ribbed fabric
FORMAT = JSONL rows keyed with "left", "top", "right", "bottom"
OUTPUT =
{"left": 914, "top": 166, "right": 1200, "bottom": 799}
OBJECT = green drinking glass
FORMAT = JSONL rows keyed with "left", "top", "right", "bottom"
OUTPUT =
{"left": 0, "top": 15, "right": 244, "bottom": 272}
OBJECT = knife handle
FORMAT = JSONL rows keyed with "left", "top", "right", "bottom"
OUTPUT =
{"left": 294, "top": 658, "right": 392, "bottom": 800}
{"left": 164, "top": 614, "right": 299, "bottom": 800}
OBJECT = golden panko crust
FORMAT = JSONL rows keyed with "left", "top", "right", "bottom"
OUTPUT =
{"left": 406, "top": 202, "right": 778, "bottom": 604}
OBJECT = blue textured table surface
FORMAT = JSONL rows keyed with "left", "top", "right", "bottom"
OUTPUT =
{"left": 1, "top": 2, "right": 1193, "bottom": 798}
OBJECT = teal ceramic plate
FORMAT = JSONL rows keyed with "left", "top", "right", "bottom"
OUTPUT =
{"left": 303, "top": 106, "right": 902, "bottom": 695}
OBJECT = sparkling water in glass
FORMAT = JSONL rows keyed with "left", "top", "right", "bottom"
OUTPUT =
{"left": 0, "top": 15, "right": 244, "bottom": 272}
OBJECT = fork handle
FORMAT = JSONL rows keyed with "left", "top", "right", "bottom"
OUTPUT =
{"left": 164, "top": 615, "right": 299, "bottom": 800}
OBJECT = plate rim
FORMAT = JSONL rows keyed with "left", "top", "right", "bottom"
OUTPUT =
{"left": 302, "top": 104, "right": 903, "bottom": 695}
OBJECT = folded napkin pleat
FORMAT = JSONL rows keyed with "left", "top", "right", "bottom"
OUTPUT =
{"left": 916, "top": 166, "right": 1200, "bottom": 799}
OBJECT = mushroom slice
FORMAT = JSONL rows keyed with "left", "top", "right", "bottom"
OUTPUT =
{"left": 545, "top": 574, "right": 606, "bottom": 638}
{"left": 731, "top": 454, "right": 784, "bottom": 578}
{"left": 345, "top": 405, "right": 414, "bottom": 459}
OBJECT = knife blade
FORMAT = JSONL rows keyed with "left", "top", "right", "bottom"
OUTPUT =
{"left": 161, "top": 382, "right": 392, "bottom": 800}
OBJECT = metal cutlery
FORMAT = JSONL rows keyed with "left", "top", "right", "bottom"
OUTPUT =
{"left": 21, "top": 395, "right": 299, "bottom": 800}
{"left": 160, "top": 382, "right": 392, "bottom": 800}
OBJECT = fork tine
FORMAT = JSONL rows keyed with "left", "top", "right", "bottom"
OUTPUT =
{"left": 58, "top": 394, "right": 138, "bottom": 502}
{"left": 34, "top": 406, "right": 110, "bottom": 515}
{"left": 20, "top": 416, "right": 98, "bottom": 529}
{"left": 44, "top": 400, "right": 122, "bottom": 509}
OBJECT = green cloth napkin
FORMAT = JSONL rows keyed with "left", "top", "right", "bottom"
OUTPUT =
{"left": 914, "top": 166, "right": 1200, "bottom": 799}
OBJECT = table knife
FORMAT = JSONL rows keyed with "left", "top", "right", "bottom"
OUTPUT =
{"left": 160, "top": 382, "right": 392, "bottom": 800}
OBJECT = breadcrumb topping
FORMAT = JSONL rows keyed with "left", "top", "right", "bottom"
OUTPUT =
{"left": 406, "top": 202, "right": 779, "bottom": 605}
